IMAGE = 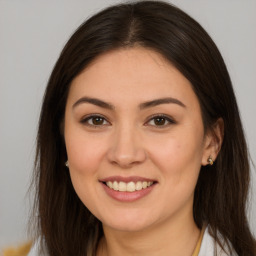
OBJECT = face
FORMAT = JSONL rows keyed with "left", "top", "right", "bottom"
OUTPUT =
{"left": 64, "top": 48, "right": 211, "bottom": 232}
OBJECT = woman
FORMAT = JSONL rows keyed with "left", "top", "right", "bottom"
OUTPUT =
{"left": 30, "top": 1, "right": 256, "bottom": 255}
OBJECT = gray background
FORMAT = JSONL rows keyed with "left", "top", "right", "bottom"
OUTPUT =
{"left": 0, "top": 0, "right": 255, "bottom": 248}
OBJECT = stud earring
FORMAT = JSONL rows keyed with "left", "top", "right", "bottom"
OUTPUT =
{"left": 65, "top": 161, "right": 69, "bottom": 168}
{"left": 207, "top": 156, "right": 214, "bottom": 165}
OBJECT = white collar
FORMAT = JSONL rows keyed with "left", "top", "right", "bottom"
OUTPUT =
{"left": 198, "top": 226, "right": 236, "bottom": 256}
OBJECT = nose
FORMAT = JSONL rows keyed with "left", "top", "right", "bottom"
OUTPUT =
{"left": 107, "top": 125, "right": 147, "bottom": 168}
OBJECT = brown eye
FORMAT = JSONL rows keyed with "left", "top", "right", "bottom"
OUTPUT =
{"left": 81, "top": 115, "right": 110, "bottom": 127}
{"left": 153, "top": 117, "right": 167, "bottom": 126}
{"left": 146, "top": 115, "right": 175, "bottom": 127}
{"left": 91, "top": 117, "right": 105, "bottom": 125}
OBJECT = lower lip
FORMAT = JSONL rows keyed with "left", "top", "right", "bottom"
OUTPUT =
{"left": 101, "top": 182, "right": 156, "bottom": 202}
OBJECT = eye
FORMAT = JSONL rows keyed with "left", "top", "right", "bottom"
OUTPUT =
{"left": 146, "top": 115, "right": 175, "bottom": 127}
{"left": 80, "top": 115, "right": 110, "bottom": 127}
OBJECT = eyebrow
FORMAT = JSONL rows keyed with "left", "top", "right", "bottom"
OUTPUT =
{"left": 72, "top": 96, "right": 186, "bottom": 110}
{"left": 139, "top": 97, "right": 186, "bottom": 109}
{"left": 72, "top": 97, "right": 115, "bottom": 110}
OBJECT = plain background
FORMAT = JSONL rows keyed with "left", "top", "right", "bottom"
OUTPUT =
{"left": 0, "top": 0, "right": 255, "bottom": 249}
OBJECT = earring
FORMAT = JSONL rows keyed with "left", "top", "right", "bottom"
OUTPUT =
{"left": 207, "top": 156, "right": 214, "bottom": 165}
{"left": 65, "top": 161, "right": 69, "bottom": 168}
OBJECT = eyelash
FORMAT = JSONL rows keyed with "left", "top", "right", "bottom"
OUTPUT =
{"left": 145, "top": 114, "right": 176, "bottom": 128}
{"left": 80, "top": 114, "right": 110, "bottom": 128}
{"left": 80, "top": 114, "right": 176, "bottom": 128}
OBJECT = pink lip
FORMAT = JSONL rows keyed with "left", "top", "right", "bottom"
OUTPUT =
{"left": 100, "top": 176, "right": 157, "bottom": 202}
{"left": 100, "top": 176, "right": 156, "bottom": 183}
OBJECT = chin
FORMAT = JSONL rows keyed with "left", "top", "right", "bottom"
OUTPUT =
{"left": 100, "top": 210, "right": 158, "bottom": 232}
{"left": 105, "top": 221, "right": 152, "bottom": 233}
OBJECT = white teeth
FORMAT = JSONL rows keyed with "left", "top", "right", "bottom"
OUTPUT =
{"left": 113, "top": 181, "right": 118, "bottom": 191}
{"left": 106, "top": 181, "right": 113, "bottom": 189}
{"left": 105, "top": 181, "right": 154, "bottom": 192}
{"left": 127, "top": 182, "right": 136, "bottom": 192}
{"left": 135, "top": 181, "right": 142, "bottom": 190}
{"left": 119, "top": 182, "right": 126, "bottom": 192}
{"left": 142, "top": 181, "right": 147, "bottom": 189}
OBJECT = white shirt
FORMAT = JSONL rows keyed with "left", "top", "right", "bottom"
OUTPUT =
{"left": 198, "top": 226, "right": 237, "bottom": 256}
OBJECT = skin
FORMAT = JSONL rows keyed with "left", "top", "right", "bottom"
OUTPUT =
{"left": 64, "top": 47, "right": 223, "bottom": 256}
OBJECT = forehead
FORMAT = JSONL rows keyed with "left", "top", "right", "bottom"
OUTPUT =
{"left": 68, "top": 47, "right": 199, "bottom": 109}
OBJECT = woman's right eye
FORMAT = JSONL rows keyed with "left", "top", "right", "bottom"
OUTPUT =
{"left": 80, "top": 115, "right": 110, "bottom": 127}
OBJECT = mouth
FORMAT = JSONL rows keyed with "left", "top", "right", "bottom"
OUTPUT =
{"left": 99, "top": 176, "right": 158, "bottom": 196}
{"left": 99, "top": 176, "right": 157, "bottom": 202}
{"left": 103, "top": 180, "right": 155, "bottom": 192}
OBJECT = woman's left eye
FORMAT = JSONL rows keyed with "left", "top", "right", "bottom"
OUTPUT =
{"left": 146, "top": 115, "right": 175, "bottom": 127}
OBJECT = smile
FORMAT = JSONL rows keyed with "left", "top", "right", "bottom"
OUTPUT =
{"left": 106, "top": 181, "right": 154, "bottom": 192}
{"left": 100, "top": 176, "right": 157, "bottom": 202}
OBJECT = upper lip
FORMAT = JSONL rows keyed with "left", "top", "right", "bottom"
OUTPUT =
{"left": 99, "top": 176, "right": 157, "bottom": 183}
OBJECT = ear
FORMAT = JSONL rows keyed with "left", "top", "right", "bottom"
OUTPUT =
{"left": 201, "top": 118, "right": 224, "bottom": 166}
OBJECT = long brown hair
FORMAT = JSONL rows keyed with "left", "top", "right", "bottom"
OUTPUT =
{"left": 33, "top": 1, "right": 255, "bottom": 255}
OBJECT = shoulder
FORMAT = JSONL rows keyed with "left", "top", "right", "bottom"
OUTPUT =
{"left": 198, "top": 226, "right": 237, "bottom": 256}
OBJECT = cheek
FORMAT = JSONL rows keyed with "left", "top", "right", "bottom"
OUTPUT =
{"left": 65, "top": 127, "right": 107, "bottom": 175}
{"left": 147, "top": 128, "right": 204, "bottom": 183}
{"left": 65, "top": 132, "right": 108, "bottom": 210}
{"left": 146, "top": 131, "right": 204, "bottom": 215}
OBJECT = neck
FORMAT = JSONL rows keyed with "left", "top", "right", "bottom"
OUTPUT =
{"left": 97, "top": 211, "right": 200, "bottom": 256}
